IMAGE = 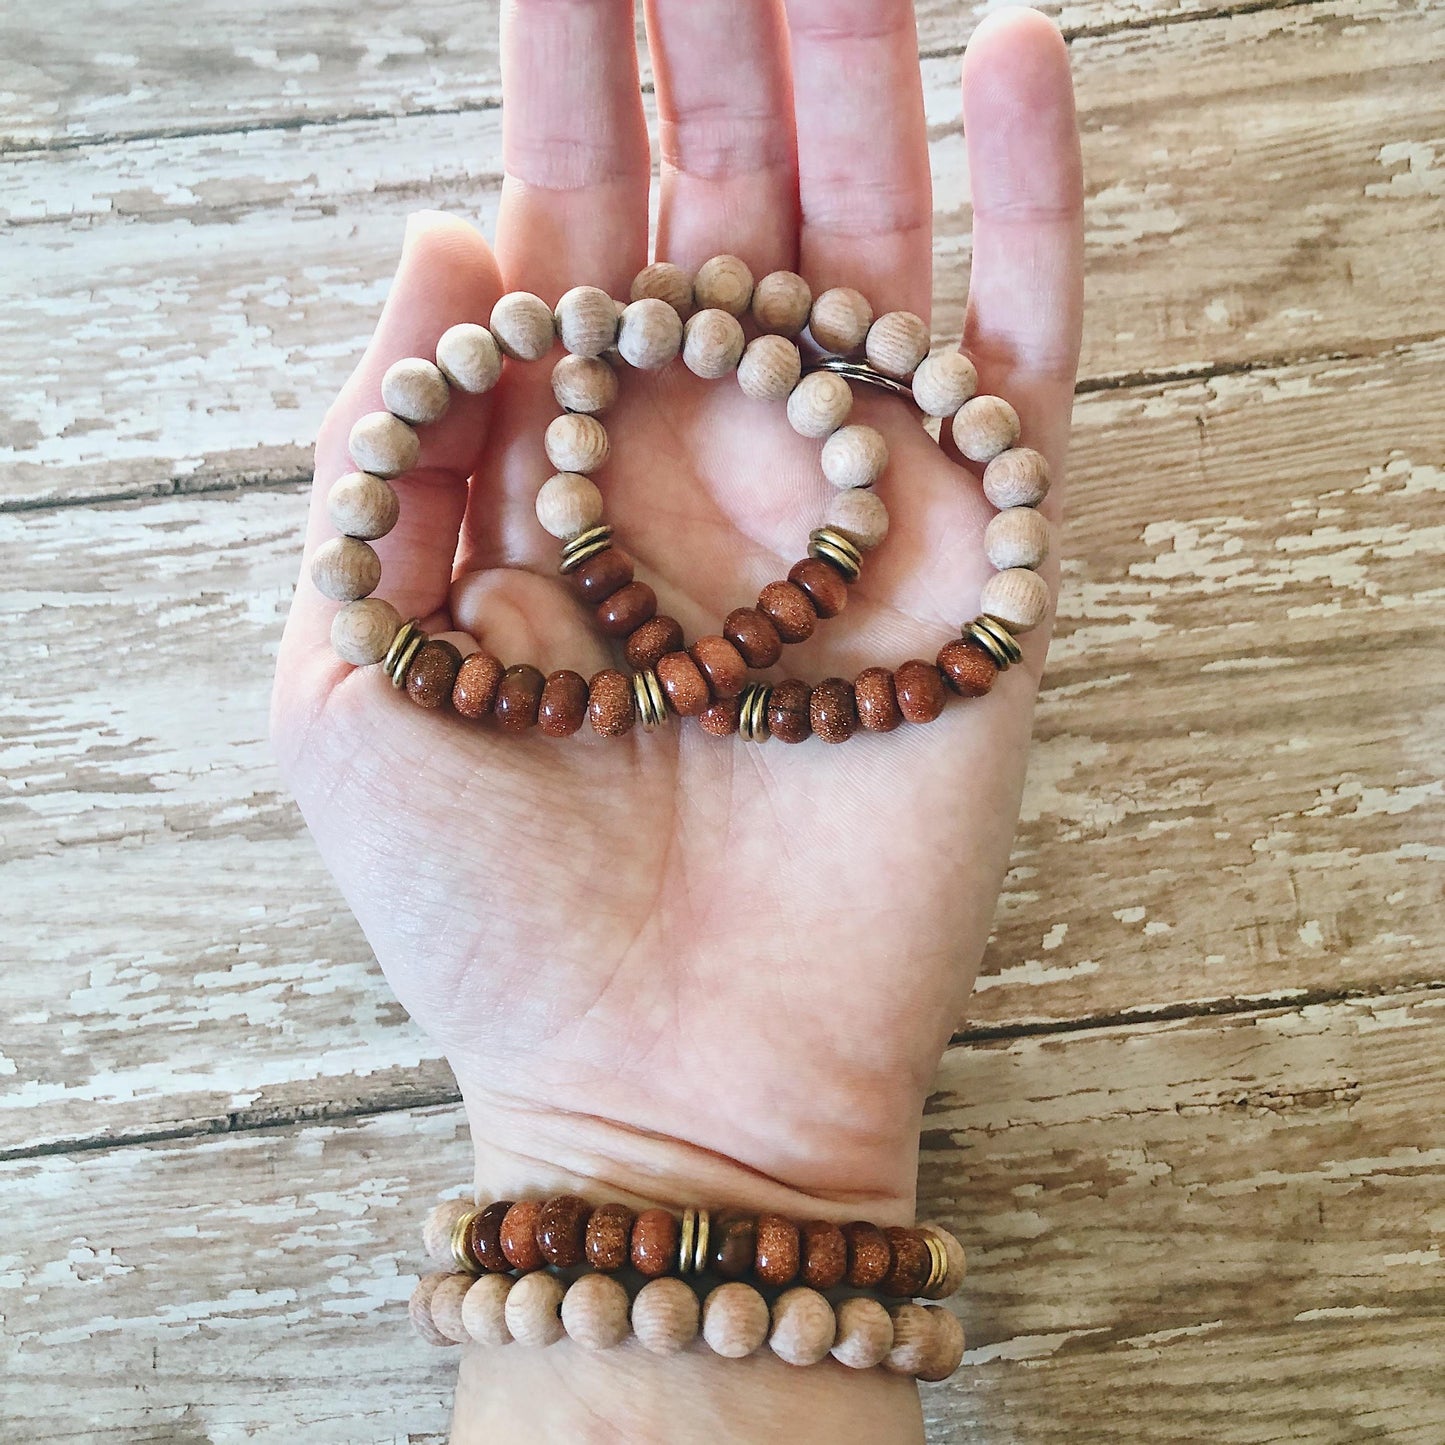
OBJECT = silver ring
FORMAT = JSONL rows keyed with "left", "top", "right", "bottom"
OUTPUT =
{"left": 804, "top": 356, "right": 918, "bottom": 403}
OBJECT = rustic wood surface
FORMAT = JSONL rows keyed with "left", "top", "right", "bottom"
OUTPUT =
{"left": 3, "top": 0, "right": 1443, "bottom": 1439}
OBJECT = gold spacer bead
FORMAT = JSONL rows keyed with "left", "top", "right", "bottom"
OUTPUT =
{"left": 807, "top": 527, "right": 862, "bottom": 583}
{"left": 693, "top": 1208, "right": 711, "bottom": 1275}
{"left": 632, "top": 667, "right": 668, "bottom": 730}
{"left": 961, "top": 614, "right": 1021, "bottom": 671}
{"left": 559, "top": 524, "right": 613, "bottom": 574}
{"left": 385, "top": 618, "right": 427, "bottom": 688}
{"left": 977, "top": 613, "right": 1025, "bottom": 660}
{"left": 679, "top": 1208, "right": 696, "bottom": 1276}
{"left": 382, "top": 616, "right": 418, "bottom": 677}
{"left": 450, "top": 1209, "right": 481, "bottom": 1274}
{"left": 922, "top": 1232, "right": 947, "bottom": 1298}
{"left": 737, "top": 682, "right": 772, "bottom": 742}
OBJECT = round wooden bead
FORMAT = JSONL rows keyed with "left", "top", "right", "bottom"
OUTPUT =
{"left": 596, "top": 580, "right": 657, "bottom": 638}
{"left": 826, "top": 487, "right": 889, "bottom": 549}
{"left": 500, "top": 1201, "right": 544, "bottom": 1269}
{"left": 917, "top": 1306, "right": 967, "bottom": 1382}
{"left": 631, "top": 1207, "right": 680, "bottom": 1278}
{"left": 409, "top": 1273, "right": 457, "bottom": 1347}
{"left": 854, "top": 667, "right": 902, "bottom": 733}
{"left": 657, "top": 651, "right": 711, "bottom": 717}
{"left": 555, "top": 285, "right": 618, "bottom": 357}
{"left": 495, "top": 663, "right": 545, "bottom": 732}
{"left": 884, "top": 1303, "right": 934, "bottom": 1377}
{"left": 702, "top": 1282, "right": 770, "bottom": 1358}
{"left": 467, "top": 1199, "right": 514, "bottom": 1273}
{"left": 787, "top": 558, "right": 848, "bottom": 619}
{"left": 437, "top": 322, "right": 503, "bottom": 394}
{"left": 937, "top": 638, "right": 998, "bottom": 698}
{"left": 911, "top": 349, "right": 978, "bottom": 417}
{"left": 799, "top": 1221, "right": 848, "bottom": 1290}
{"left": 572, "top": 547, "right": 634, "bottom": 603}
{"left": 429, "top": 1272, "right": 474, "bottom": 1344}
{"left": 758, "top": 580, "right": 817, "bottom": 643}
{"left": 693, "top": 253, "right": 754, "bottom": 316}
{"left": 831, "top": 1297, "right": 894, "bottom": 1370}
{"left": 544, "top": 414, "right": 610, "bottom": 474}
{"left": 880, "top": 1227, "right": 933, "bottom": 1298}
{"left": 585, "top": 1203, "right": 636, "bottom": 1272}
{"left": 631, "top": 261, "right": 694, "bottom": 317}
{"left": 632, "top": 1277, "right": 700, "bottom": 1355}
{"left": 683, "top": 308, "right": 746, "bottom": 379}
{"left": 490, "top": 291, "right": 555, "bottom": 362}
{"left": 453, "top": 651, "right": 504, "bottom": 718}
{"left": 461, "top": 1273, "right": 514, "bottom": 1346}
{"left": 864, "top": 310, "right": 930, "bottom": 379}
{"left": 588, "top": 668, "right": 636, "bottom": 738}
{"left": 737, "top": 334, "right": 802, "bottom": 401}
{"left": 710, "top": 1212, "right": 758, "bottom": 1279}
{"left": 843, "top": 1221, "right": 893, "bottom": 1288}
{"left": 561, "top": 1272, "right": 631, "bottom": 1351}
{"left": 754, "top": 1214, "right": 801, "bottom": 1286}
{"left": 627, "top": 615, "right": 685, "bottom": 671}
{"left": 406, "top": 640, "right": 463, "bottom": 709}
{"left": 983, "top": 446, "right": 1052, "bottom": 509}
{"left": 985, "top": 506, "right": 1051, "bottom": 570}
{"left": 327, "top": 471, "right": 399, "bottom": 541}
{"left": 538, "top": 670, "right": 589, "bottom": 738}
{"left": 689, "top": 634, "right": 746, "bottom": 699}
{"left": 310, "top": 536, "right": 380, "bottom": 602}
{"left": 381, "top": 356, "right": 450, "bottom": 425}
{"left": 724, "top": 607, "right": 783, "bottom": 670}
{"left": 552, "top": 353, "right": 619, "bottom": 414}
{"left": 767, "top": 679, "right": 813, "bottom": 744}
{"left": 348, "top": 411, "right": 419, "bottom": 478}
{"left": 952, "top": 394, "right": 1020, "bottom": 463}
{"left": 894, "top": 659, "right": 947, "bottom": 724}
{"left": 617, "top": 298, "right": 683, "bottom": 370}
{"left": 330, "top": 597, "right": 402, "bottom": 666}
{"left": 809, "top": 286, "right": 873, "bottom": 355}
{"left": 422, "top": 1198, "right": 474, "bottom": 1262}
{"left": 504, "top": 1270, "right": 566, "bottom": 1347}
{"left": 751, "top": 270, "right": 812, "bottom": 336}
{"left": 810, "top": 678, "right": 858, "bottom": 744}
{"left": 786, "top": 370, "right": 852, "bottom": 438}
{"left": 768, "top": 1287, "right": 835, "bottom": 1367}
{"left": 821, "top": 424, "right": 888, "bottom": 489}
{"left": 981, "top": 567, "right": 1050, "bottom": 632}
{"left": 918, "top": 1223, "right": 968, "bottom": 1299}
{"left": 535, "top": 470, "right": 604, "bottom": 540}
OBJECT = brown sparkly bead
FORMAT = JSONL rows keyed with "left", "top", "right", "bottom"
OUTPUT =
{"left": 596, "top": 580, "right": 657, "bottom": 637}
{"left": 588, "top": 668, "right": 636, "bottom": 738}
{"left": 710, "top": 1212, "right": 758, "bottom": 1280}
{"left": 809, "top": 677, "right": 857, "bottom": 744}
{"left": 937, "top": 638, "right": 999, "bottom": 698}
{"left": 585, "top": 1203, "right": 635, "bottom": 1272}
{"left": 880, "top": 1227, "right": 932, "bottom": 1299}
{"left": 767, "top": 679, "right": 812, "bottom": 744}
{"left": 854, "top": 667, "right": 902, "bottom": 733}
{"left": 724, "top": 606, "right": 783, "bottom": 670}
{"left": 572, "top": 547, "right": 634, "bottom": 604}
{"left": 689, "top": 634, "right": 746, "bottom": 699}
{"left": 843, "top": 1221, "right": 893, "bottom": 1289}
{"left": 657, "top": 651, "right": 711, "bottom": 717}
{"left": 757, "top": 580, "right": 817, "bottom": 643}
{"left": 405, "top": 640, "right": 462, "bottom": 709}
{"left": 452, "top": 651, "right": 503, "bottom": 719}
{"left": 799, "top": 1221, "right": 848, "bottom": 1290}
{"left": 787, "top": 557, "right": 849, "bottom": 620}
{"left": 536, "top": 1194, "right": 591, "bottom": 1268}
{"left": 468, "top": 1199, "right": 514, "bottom": 1273}
{"left": 626, "top": 615, "right": 684, "bottom": 671}
{"left": 538, "top": 669, "right": 589, "bottom": 737}
{"left": 631, "top": 1208, "right": 680, "bottom": 1278}
{"left": 494, "top": 663, "right": 545, "bottom": 732}
{"left": 894, "top": 659, "right": 947, "bottom": 724}
{"left": 754, "top": 1213, "right": 801, "bottom": 1287}
{"left": 699, "top": 698, "right": 740, "bottom": 737}
{"left": 500, "top": 1200, "right": 544, "bottom": 1271}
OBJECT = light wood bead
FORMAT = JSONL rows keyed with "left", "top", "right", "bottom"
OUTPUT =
{"left": 437, "top": 322, "right": 503, "bottom": 394}
{"left": 617, "top": 298, "right": 684, "bottom": 370}
{"left": 503, "top": 1269, "right": 566, "bottom": 1347}
{"left": 421, "top": 1199, "right": 473, "bottom": 1262}
{"left": 952, "top": 394, "right": 1020, "bottom": 463}
{"left": 535, "top": 471, "right": 604, "bottom": 541}
{"left": 737, "top": 335, "right": 802, "bottom": 401}
{"left": 693, "top": 253, "right": 754, "bottom": 317}
{"left": 683, "top": 308, "right": 746, "bottom": 379}
{"left": 701, "top": 1282, "right": 770, "bottom": 1359}
{"left": 751, "top": 270, "right": 812, "bottom": 336}
{"left": 310, "top": 536, "right": 381, "bottom": 602}
{"left": 768, "top": 1287, "right": 837, "bottom": 1367}
{"left": 919, "top": 1222, "right": 969, "bottom": 1299}
{"left": 381, "top": 357, "right": 450, "bottom": 425}
{"left": 461, "top": 1273, "right": 514, "bottom": 1346}
{"left": 785, "top": 370, "right": 852, "bottom": 438}
{"left": 555, "top": 285, "right": 619, "bottom": 358}
{"left": 409, "top": 1274, "right": 456, "bottom": 1347}
{"left": 490, "top": 291, "right": 555, "bottom": 362}
{"left": 911, "top": 349, "right": 978, "bottom": 417}
{"left": 821, "top": 423, "right": 888, "bottom": 489}
{"left": 327, "top": 471, "right": 399, "bottom": 540}
{"left": 330, "top": 598, "right": 402, "bottom": 666}
{"left": 347, "top": 411, "right": 419, "bottom": 479}
{"left": 984, "top": 507, "right": 1051, "bottom": 572}
{"left": 916, "top": 1306, "right": 967, "bottom": 1382}
{"left": 826, "top": 486, "right": 890, "bottom": 550}
{"left": 631, "top": 261, "right": 694, "bottom": 317}
{"left": 560, "top": 1272, "right": 631, "bottom": 1351}
{"left": 864, "top": 310, "right": 930, "bottom": 379}
{"left": 544, "top": 413, "right": 610, "bottom": 474}
{"left": 809, "top": 286, "right": 873, "bottom": 354}
{"left": 429, "top": 1272, "right": 474, "bottom": 1345}
{"left": 631, "top": 1277, "right": 700, "bottom": 1355}
{"left": 884, "top": 1303, "right": 933, "bottom": 1377}
{"left": 983, "top": 446, "right": 1052, "bottom": 509}
{"left": 830, "top": 1296, "right": 894, "bottom": 1370}
{"left": 552, "top": 354, "right": 619, "bottom": 414}
{"left": 981, "top": 567, "right": 1051, "bottom": 632}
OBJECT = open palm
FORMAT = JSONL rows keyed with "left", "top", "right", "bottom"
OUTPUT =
{"left": 273, "top": 2, "right": 1082, "bottom": 1221}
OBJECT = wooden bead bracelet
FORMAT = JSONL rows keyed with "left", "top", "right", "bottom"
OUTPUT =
{"left": 316, "top": 255, "right": 1052, "bottom": 742}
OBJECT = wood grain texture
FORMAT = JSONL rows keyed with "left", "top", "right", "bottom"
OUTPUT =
{"left": 2, "top": 993, "right": 1439, "bottom": 1440}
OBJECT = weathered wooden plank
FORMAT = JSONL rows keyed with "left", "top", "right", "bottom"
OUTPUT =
{"left": 4, "top": 0, "right": 1442, "bottom": 507}
{"left": 3, "top": 342, "right": 1441, "bottom": 1156}
{"left": 2, "top": 991, "right": 1440, "bottom": 1440}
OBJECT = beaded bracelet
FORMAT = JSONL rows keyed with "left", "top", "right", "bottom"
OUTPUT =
{"left": 314, "top": 255, "right": 1052, "bottom": 742}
